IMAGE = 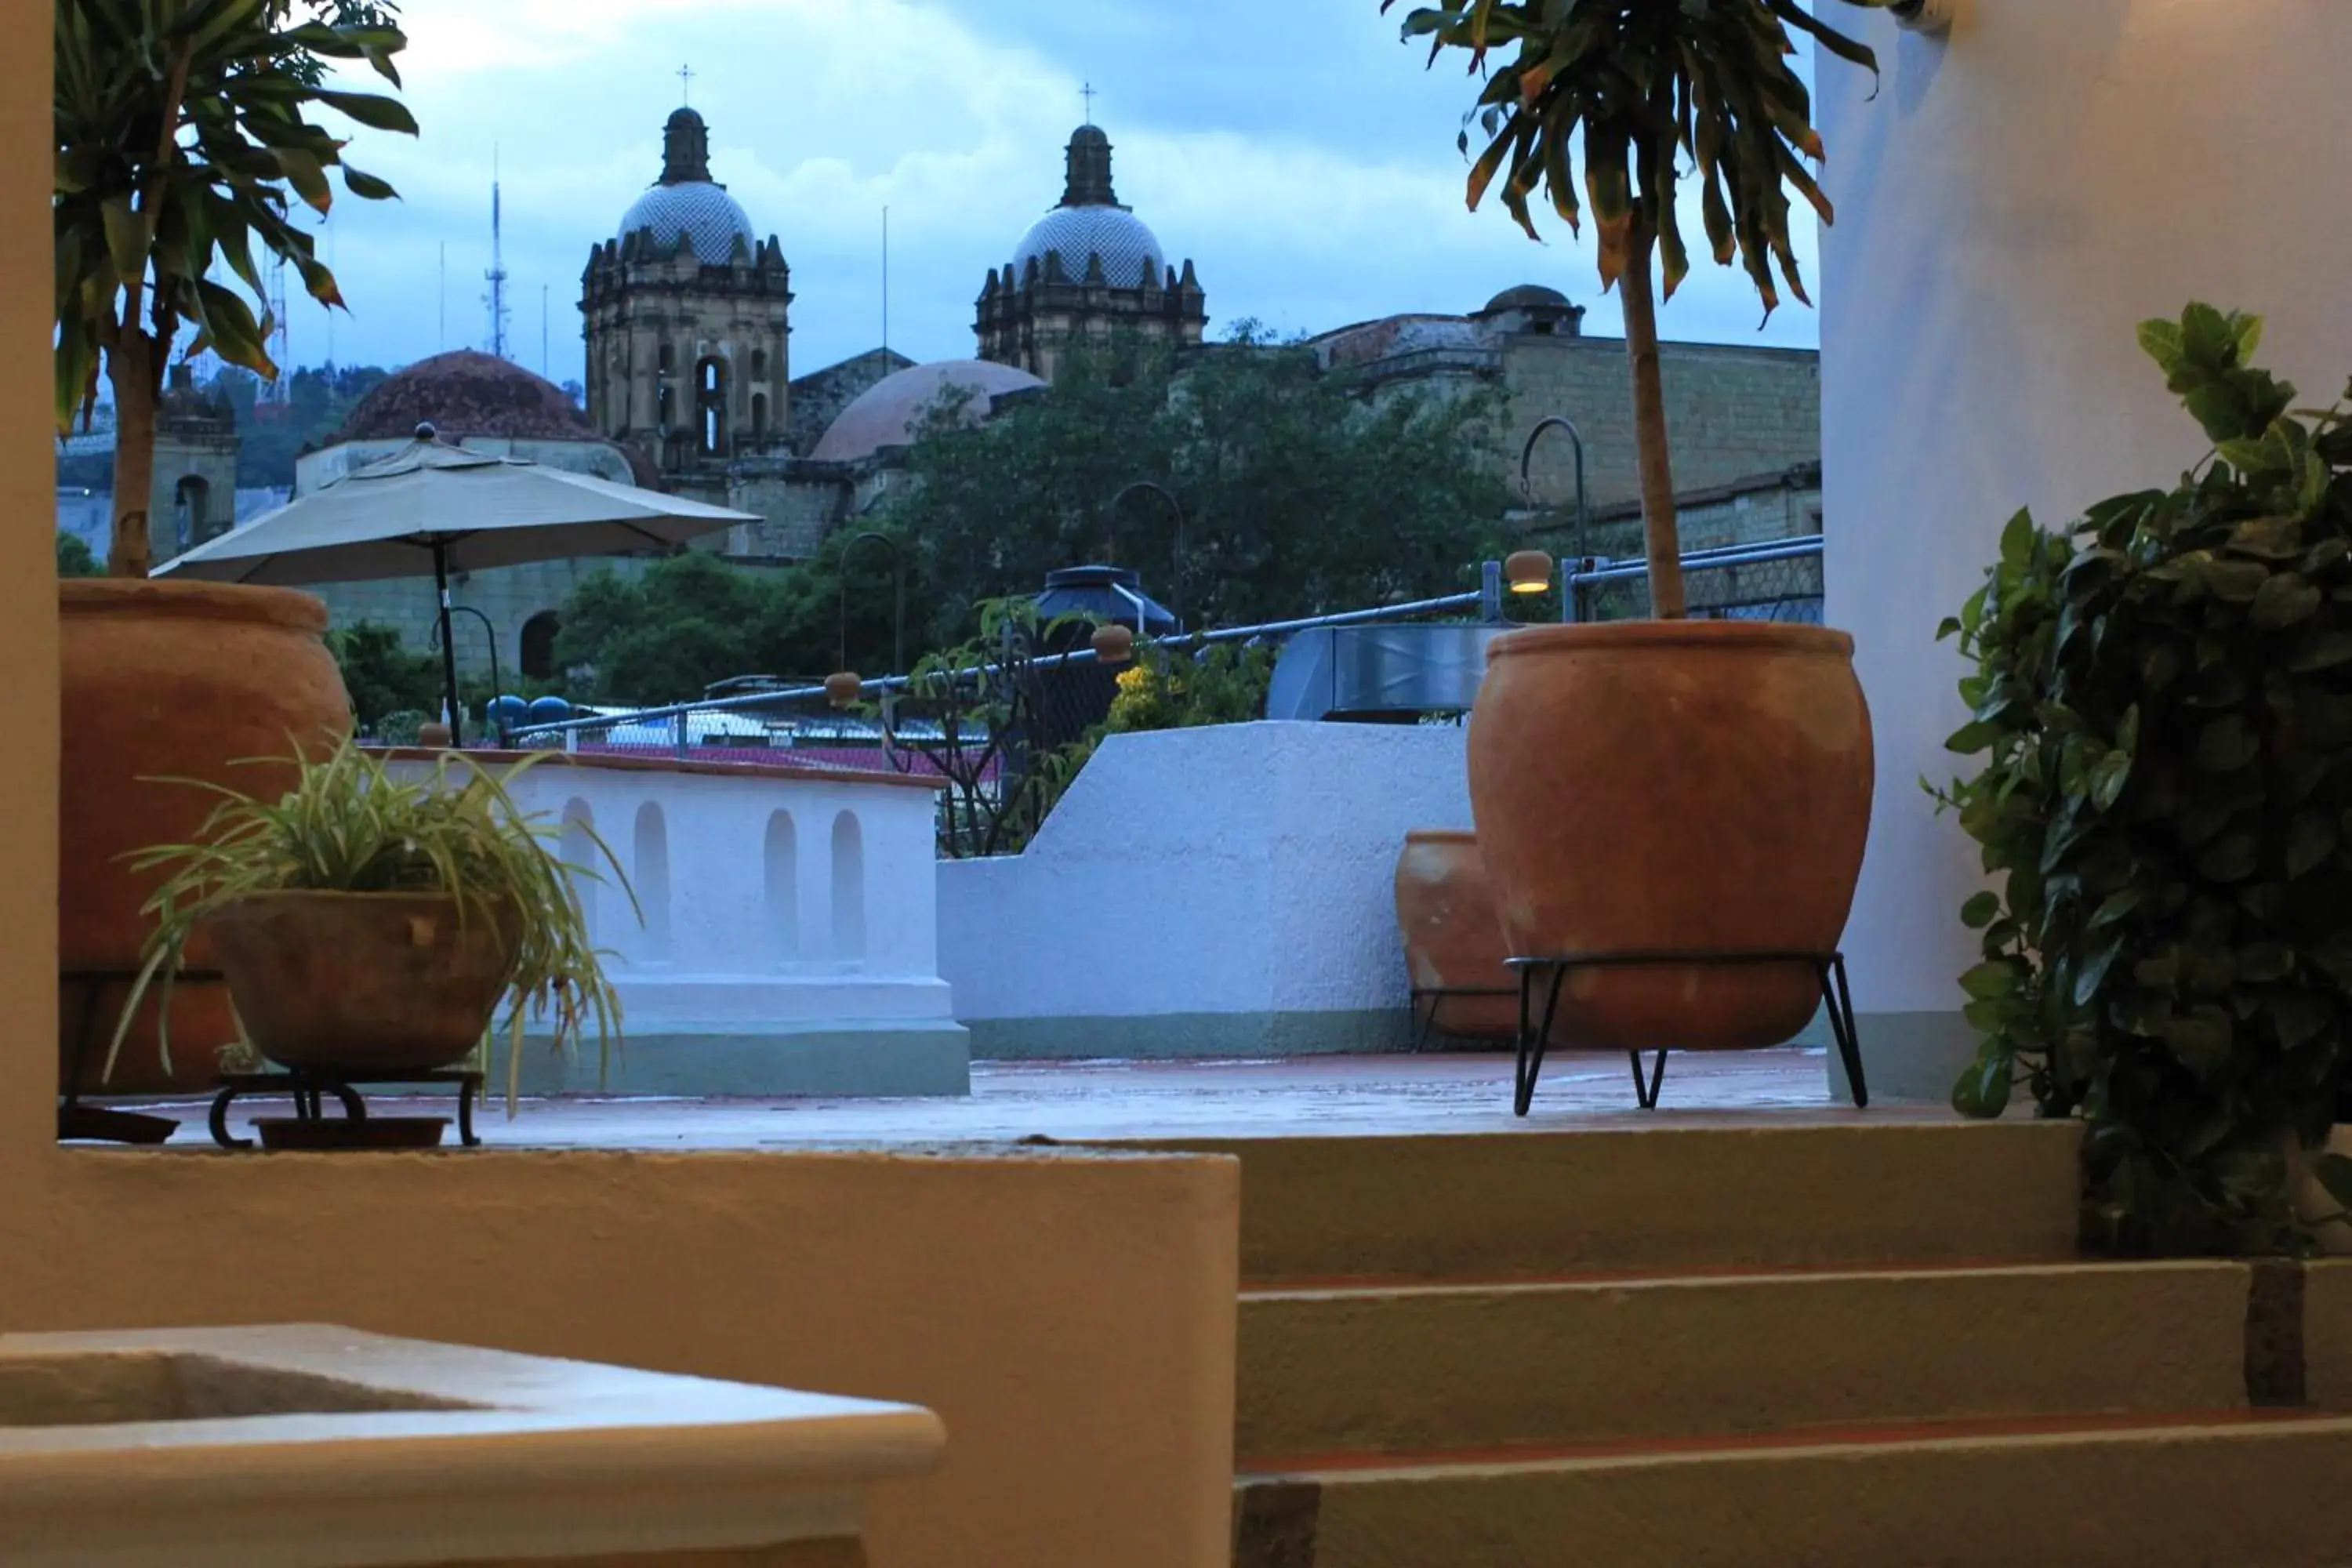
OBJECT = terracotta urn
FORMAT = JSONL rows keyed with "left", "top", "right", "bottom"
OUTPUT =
{"left": 205, "top": 891, "right": 518, "bottom": 1073}
{"left": 60, "top": 580, "right": 351, "bottom": 1094}
{"left": 1393, "top": 830, "right": 1522, "bottom": 1043}
{"left": 1465, "top": 620, "right": 1873, "bottom": 1052}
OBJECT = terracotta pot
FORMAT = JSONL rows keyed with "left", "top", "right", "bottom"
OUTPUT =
{"left": 60, "top": 579, "right": 350, "bottom": 1094}
{"left": 205, "top": 891, "right": 518, "bottom": 1074}
{"left": 1394, "top": 830, "right": 1521, "bottom": 1042}
{"left": 1466, "top": 620, "right": 1873, "bottom": 1052}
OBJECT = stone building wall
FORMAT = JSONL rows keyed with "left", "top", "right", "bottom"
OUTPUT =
{"left": 1501, "top": 336, "right": 1820, "bottom": 514}
{"left": 310, "top": 556, "right": 657, "bottom": 691}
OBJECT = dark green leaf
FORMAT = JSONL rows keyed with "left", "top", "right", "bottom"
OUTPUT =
{"left": 1960, "top": 890, "right": 2002, "bottom": 930}
{"left": 2252, "top": 572, "right": 2324, "bottom": 628}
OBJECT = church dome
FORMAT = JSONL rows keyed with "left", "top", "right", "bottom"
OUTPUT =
{"left": 1014, "top": 206, "right": 1166, "bottom": 287}
{"left": 1006, "top": 122, "right": 1169, "bottom": 288}
{"left": 618, "top": 183, "right": 758, "bottom": 265}
{"left": 811, "top": 360, "right": 1046, "bottom": 464}
{"left": 333, "top": 350, "right": 597, "bottom": 445}
{"left": 615, "top": 106, "right": 762, "bottom": 265}
{"left": 1480, "top": 283, "right": 1570, "bottom": 314}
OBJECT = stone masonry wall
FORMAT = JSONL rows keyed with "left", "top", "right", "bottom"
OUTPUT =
{"left": 1502, "top": 333, "right": 1819, "bottom": 514}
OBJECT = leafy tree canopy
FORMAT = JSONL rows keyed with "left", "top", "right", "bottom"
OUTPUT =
{"left": 56, "top": 532, "right": 101, "bottom": 577}
{"left": 889, "top": 325, "right": 1518, "bottom": 645}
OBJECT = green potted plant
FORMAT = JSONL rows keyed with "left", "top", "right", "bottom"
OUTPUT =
{"left": 110, "top": 743, "right": 634, "bottom": 1119}
{"left": 1393, "top": 1, "right": 1886, "bottom": 1054}
{"left": 55, "top": 0, "right": 416, "bottom": 1093}
{"left": 1937, "top": 303, "right": 2352, "bottom": 1254}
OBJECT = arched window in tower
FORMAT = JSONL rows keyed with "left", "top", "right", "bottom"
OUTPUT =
{"left": 657, "top": 386, "right": 674, "bottom": 432}
{"left": 695, "top": 356, "right": 728, "bottom": 456}
{"left": 750, "top": 348, "right": 768, "bottom": 381}
{"left": 658, "top": 342, "right": 674, "bottom": 375}
{"left": 751, "top": 392, "right": 769, "bottom": 441}
{"left": 172, "top": 475, "right": 212, "bottom": 549}
{"left": 519, "top": 612, "right": 561, "bottom": 681}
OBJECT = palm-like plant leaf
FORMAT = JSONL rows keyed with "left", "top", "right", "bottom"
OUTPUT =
{"left": 1386, "top": 0, "right": 1883, "bottom": 311}
{"left": 54, "top": 0, "right": 415, "bottom": 575}
{"left": 1385, "top": 0, "right": 1886, "bottom": 619}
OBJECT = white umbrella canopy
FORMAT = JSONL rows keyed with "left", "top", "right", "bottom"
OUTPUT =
{"left": 151, "top": 425, "right": 757, "bottom": 745}
{"left": 153, "top": 425, "right": 754, "bottom": 586}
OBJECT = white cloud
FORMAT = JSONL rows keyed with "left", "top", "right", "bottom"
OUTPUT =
{"left": 296, "top": 0, "right": 1828, "bottom": 389}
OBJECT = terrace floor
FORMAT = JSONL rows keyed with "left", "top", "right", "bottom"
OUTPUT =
{"left": 136, "top": 1048, "right": 1965, "bottom": 1152}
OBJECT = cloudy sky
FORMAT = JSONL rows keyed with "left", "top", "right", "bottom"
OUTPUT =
{"left": 298, "top": 0, "right": 1831, "bottom": 388}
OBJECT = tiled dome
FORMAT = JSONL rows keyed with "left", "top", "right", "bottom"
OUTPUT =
{"left": 618, "top": 181, "right": 758, "bottom": 266}
{"left": 1013, "top": 205, "right": 1166, "bottom": 287}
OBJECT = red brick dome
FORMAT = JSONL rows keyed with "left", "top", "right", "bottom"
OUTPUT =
{"left": 333, "top": 351, "right": 597, "bottom": 445}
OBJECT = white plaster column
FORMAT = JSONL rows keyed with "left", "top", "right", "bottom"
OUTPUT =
{"left": 1818, "top": 0, "right": 2352, "bottom": 1095}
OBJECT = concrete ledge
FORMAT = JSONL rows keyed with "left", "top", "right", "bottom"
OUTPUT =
{"left": 1248, "top": 1415, "right": 2352, "bottom": 1568}
{"left": 1237, "top": 1261, "right": 2252, "bottom": 1460}
{"left": 970, "top": 1010, "right": 1408, "bottom": 1061}
{"left": 1138, "top": 1120, "right": 2086, "bottom": 1282}
{"left": 515, "top": 1024, "right": 972, "bottom": 1098}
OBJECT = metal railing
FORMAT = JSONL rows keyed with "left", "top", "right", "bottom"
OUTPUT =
{"left": 506, "top": 564, "right": 1523, "bottom": 751}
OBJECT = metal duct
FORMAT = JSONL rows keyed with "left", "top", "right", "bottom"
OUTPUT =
{"left": 1265, "top": 622, "right": 1509, "bottom": 723}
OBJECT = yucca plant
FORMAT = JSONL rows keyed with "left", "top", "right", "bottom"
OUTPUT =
{"left": 109, "top": 742, "right": 637, "bottom": 1112}
{"left": 1386, "top": 0, "right": 1888, "bottom": 615}
{"left": 55, "top": 0, "right": 416, "bottom": 576}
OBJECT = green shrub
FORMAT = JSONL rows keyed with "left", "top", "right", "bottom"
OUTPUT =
{"left": 1935, "top": 303, "right": 2352, "bottom": 1254}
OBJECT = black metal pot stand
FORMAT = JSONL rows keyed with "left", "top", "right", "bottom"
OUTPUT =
{"left": 1507, "top": 949, "right": 1867, "bottom": 1115}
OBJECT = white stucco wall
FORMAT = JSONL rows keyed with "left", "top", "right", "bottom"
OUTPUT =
{"left": 386, "top": 754, "right": 966, "bottom": 1094}
{"left": 1817, "top": 0, "right": 2352, "bottom": 1093}
{"left": 939, "top": 722, "right": 1472, "bottom": 1057}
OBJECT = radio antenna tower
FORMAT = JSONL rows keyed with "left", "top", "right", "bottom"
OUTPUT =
{"left": 484, "top": 147, "right": 511, "bottom": 360}
{"left": 264, "top": 256, "right": 290, "bottom": 404}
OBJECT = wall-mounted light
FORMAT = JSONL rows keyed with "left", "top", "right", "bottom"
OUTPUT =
{"left": 1890, "top": 0, "right": 1955, "bottom": 35}
{"left": 1505, "top": 550, "right": 1555, "bottom": 597}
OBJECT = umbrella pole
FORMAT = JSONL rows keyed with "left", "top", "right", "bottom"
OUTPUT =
{"left": 434, "top": 543, "right": 463, "bottom": 747}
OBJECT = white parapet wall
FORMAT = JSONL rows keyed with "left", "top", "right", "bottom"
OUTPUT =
{"left": 1817, "top": 1, "right": 2352, "bottom": 1098}
{"left": 381, "top": 750, "right": 967, "bottom": 1097}
{"left": 939, "top": 721, "right": 1473, "bottom": 1058}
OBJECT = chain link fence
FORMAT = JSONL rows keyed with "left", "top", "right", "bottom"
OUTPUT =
{"left": 1566, "top": 536, "right": 1824, "bottom": 625}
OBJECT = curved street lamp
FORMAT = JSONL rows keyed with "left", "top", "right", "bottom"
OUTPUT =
{"left": 1520, "top": 415, "right": 1591, "bottom": 619}
{"left": 429, "top": 602, "right": 504, "bottom": 745}
{"left": 1106, "top": 479, "right": 1189, "bottom": 630}
{"left": 829, "top": 530, "right": 907, "bottom": 708}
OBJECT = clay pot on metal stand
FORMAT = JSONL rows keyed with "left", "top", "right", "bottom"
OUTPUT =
{"left": 205, "top": 892, "right": 518, "bottom": 1075}
{"left": 1394, "top": 830, "right": 1525, "bottom": 1044}
{"left": 60, "top": 580, "right": 351, "bottom": 1096}
{"left": 1465, "top": 621, "right": 1873, "bottom": 1051}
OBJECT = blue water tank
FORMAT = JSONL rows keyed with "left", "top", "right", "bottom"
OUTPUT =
{"left": 527, "top": 695, "right": 573, "bottom": 728}
{"left": 486, "top": 695, "right": 528, "bottom": 731}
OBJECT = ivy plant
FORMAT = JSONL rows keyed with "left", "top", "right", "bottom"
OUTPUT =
{"left": 1934, "top": 303, "right": 2352, "bottom": 1253}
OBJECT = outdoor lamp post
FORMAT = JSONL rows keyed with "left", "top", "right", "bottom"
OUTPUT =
{"left": 429, "top": 602, "right": 504, "bottom": 743}
{"left": 1506, "top": 550, "right": 1556, "bottom": 597}
{"left": 1520, "top": 415, "right": 1591, "bottom": 621}
{"left": 1106, "top": 479, "right": 1189, "bottom": 629}
{"left": 827, "top": 531, "right": 906, "bottom": 709}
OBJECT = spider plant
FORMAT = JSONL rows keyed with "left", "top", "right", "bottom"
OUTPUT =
{"left": 107, "top": 741, "right": 637, "bottom": 1112}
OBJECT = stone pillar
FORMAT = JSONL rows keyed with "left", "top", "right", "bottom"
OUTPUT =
{"left": 1817, "top": 0, "right": 2352, "bottom": 1098}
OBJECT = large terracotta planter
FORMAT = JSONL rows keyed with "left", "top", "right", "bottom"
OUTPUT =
{"left": 205, "top": 891, "right": 518, "bottom": 1073}
{"left": 1465, "top": 620, "right": 1872, "bottom": 1052}
{"left": 60, "top": 579, "right": 350, "bottom": 1094}
{"left": 1394, "top": 830, "right": 1520, "bottom": 1043}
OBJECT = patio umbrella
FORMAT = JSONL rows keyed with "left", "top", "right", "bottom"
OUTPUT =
{"left": 153, "top": 424, "right": 756, "bottom": 744}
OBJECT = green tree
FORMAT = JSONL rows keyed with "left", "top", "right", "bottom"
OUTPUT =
{"left": 56, "top": 532, "right": 102, "bottom": 577}
{"left": 1389, "top": 0, "right": 1883, "bottom": 616}
{"left": 884, "top": 325, "right": 1515, "bottom": 643}
{"left": 54, "top": 0, "right": 416, "bottom": 577}
{"left": 327, "top": 619, "right": 438, "bottom": 729}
